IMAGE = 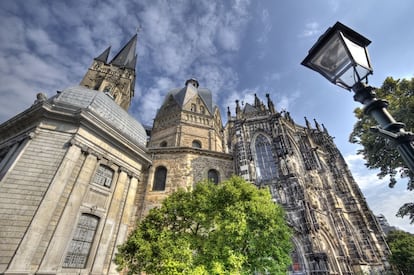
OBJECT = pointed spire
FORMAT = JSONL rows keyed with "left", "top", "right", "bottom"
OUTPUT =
{"left": 266, "top": 93, "right": 276, "bottom": 114}
{"left": 322, "top": 123, "right": 329, "bottom": 134}
{"left": 95, "top": 46, "right": 111, "bottom": 63}
{"left": 235, "top": 100, "right": 241, "bottom": 118}
{"left": 314, "top": 118, "right": 322, "bottom": 131}
{"left": 254, "top": 93, "right": 260, "bottom": 108}
{"left": 286, "top": 111, "right": 293, "bottom": 122}
{"left": 227, "top": 106, "right": 231, "bottom": 119}
{"left": 110, "top": 34, "right": 137, "bottom": 69}
{"left": 305, "top": 117, "right": 311, "bottom": 129}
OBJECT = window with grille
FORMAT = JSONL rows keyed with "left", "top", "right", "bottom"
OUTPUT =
{"left": 63, "top": 214, "right": 99, "bottom": 268}
{"left": 254, "top": 134, "right": 278, "bottom": 182}
{"left": 92, "top": 165, "right": 114, "bottom": 188}
{"left": 152, "top": 166, "right": 167, "bottom": 191}
{"left": 208, "top": 169, "right": 219, "bottom": 184}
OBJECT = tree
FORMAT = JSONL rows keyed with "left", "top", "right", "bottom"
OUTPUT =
{"left": 115, "top": 176, "right": 293, "bottom": 274}
{"left": 350, "top": 77, "right": 414, "bottom": 222}
{"left": 386, "top": 230, "right": 414, "bottom": 273}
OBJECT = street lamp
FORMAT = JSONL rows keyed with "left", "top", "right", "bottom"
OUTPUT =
{"left": 301, "top": 21, "right": 414, "bottom": 172}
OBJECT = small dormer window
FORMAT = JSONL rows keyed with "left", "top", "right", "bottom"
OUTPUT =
{"left": 191, "top": 103, "right": 197, "bottom": 112}
{"left": 200, "top": 106, "right": 205, "bottom": 114}
{"left": 192, "top": 140, "right": 202, "bottom": 148}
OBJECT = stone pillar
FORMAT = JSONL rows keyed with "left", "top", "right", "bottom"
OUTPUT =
{"left": 6, "top": 144, "right": 82, "bottom": 273}
{"left": 108, "top": 174, "right": 140, "bottom": 274}
{"left": 36, "top": 151, "right": 98, "bottom": 273}
{"left": 91, "top": 169, "right": 128, "bottom": 274}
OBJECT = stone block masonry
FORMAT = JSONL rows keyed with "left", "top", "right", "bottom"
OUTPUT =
{"left": 0, "top": 129, "right": 71, "bottom": 271}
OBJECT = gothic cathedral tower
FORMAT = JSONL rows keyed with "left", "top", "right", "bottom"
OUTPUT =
{"left": 80, "top": 34, "right": 137, "bottom": 110}
{"left": 225, "top": 94, "right": 391, "bottom": 274}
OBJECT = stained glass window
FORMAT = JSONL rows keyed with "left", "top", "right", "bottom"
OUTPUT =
{"left": 63, "top": 214, "right": 99, "bottom": 268}
{"left": 254, "top": 134, "right": 278, "bottom": 182}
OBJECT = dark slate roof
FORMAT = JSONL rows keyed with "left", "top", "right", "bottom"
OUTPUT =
{"left": 243, "top": 103, "right": 258, "bottom": 113}
{"left": 53, "top": 86, "right": 147, "bottom": 147}
{"left": 110, "top": 34, "right": 137, "bottom": 69}
{"left": 166, "top": 86, "right": 214, "bottom": 115}
{"left": 95, "top": 46, "right": 111, "bottom": 63}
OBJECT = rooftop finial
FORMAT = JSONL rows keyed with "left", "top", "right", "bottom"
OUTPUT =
{"left": 304, "top": 117, "right": 311, "bottom": 129}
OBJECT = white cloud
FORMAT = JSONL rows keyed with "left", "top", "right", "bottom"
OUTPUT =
{"left": 256, "top": 9, "right": 272, "bottom": 44}
{"left": 300, "top": 22, "right": 320, "bottom": 38}
{"left": 345, "top": 152, "right": 414, "bottom": 233}
{"left": 277, "top": 90, "right": 301, "bottom": 112}
{"left": 344, "top": 153, "right": 386, "bottom": 189}
{"left": 133, "top": 76, "right": 176, "bottom": 125}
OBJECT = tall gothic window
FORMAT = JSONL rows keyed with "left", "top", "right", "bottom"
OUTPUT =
{"left": 208, "top": 169, "right": 219, "bottom": 184}
{"left": 92, "top": 165, "right": 114, "bottom": 188}
{"left": 254, "top": 134, "right": 278, "bottom": 182}
{"left": 153, "top": 166, "right": 167, "bottom": 191}
{"left": 63, "top": 214, "right": 99, "bottom": 268}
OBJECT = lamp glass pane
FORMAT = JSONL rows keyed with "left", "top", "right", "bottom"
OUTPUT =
{"left": 342, "top": 34, "right": 371, "bottom": 70}
{"left": 310, "top": 33, "right": 352, "bottom": 82}
{"left": 337, "top": 66, "right": 359, "bottom": 89}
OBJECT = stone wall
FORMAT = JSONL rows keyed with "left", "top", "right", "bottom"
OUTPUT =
{"left": 0, "top": 128, "right": 71, "bottom": 272}
{"left": 143, "top": 149, "right": 233, "bottom": 214}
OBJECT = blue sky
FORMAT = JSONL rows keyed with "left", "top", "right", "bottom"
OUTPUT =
{"left": 0, "top": 0, "right": 413, "bottom": 232}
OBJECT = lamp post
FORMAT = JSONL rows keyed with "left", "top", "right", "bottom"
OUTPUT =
{"left": 301, "top": 21, "right": 414, "bottom": 172}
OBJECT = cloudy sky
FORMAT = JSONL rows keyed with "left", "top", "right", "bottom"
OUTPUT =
{"left": 1, "top": 0, "right": 413, "bottom": 232}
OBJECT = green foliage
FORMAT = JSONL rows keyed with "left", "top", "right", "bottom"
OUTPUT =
{"left": 349, "top": 77, "right": 414, "bottom": 222}
{"left": 115, "top": 176, "right": 293, "bottom": 274}
{"left": 386, "top": 230, "right": 414, "bottom": 273}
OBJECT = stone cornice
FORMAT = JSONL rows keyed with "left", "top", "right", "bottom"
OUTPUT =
{"left": 148, "top": 146, "right": 233, "bottom": 160}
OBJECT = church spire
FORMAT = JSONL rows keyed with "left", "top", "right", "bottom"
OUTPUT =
{"left": 110, "top": 34, "right": 137, "bottom": 69}
{"left": 95, "top": 46, "right": 111, "bottom": 63}
{"left": 79, "top": 34, "right": 138, "bottom": 111}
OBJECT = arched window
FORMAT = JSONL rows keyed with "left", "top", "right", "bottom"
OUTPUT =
{"left": 63, "top": 214, "right": 99, "bottom": 268}
{"left": 192, "top": 140, "right": 202, "bottom": 148}
{"left": 190, "top": 103, "right": 197, "bottom": 112}
{"left": 93, "top": 165, "right": 114, "bottom": 188}
{"left": 200, "top": 106, "right": 205, "bottom": 114}
{"left": 153, "top": 166, "right": 167, "bottom": 191}
{"left": 208, "top": 169, "right": 219, "bottom": 184}
{"left": 254, "top": 134, "right": 278, "bottom": 182}
{"left": 160, "top": 141, "right": 167, "bottom": 147}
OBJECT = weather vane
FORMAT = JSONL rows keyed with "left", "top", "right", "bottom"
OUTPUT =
{"left": 136, "top": 23, "right": 142, "bottom": 34}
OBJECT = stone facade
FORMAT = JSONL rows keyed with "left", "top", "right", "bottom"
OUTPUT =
{"left": 0, "top": 34, "right": 391, "bottom": 274}
{"left": 0, "top": 86, "right": 151, "bottom": 274}
{"left": 225, "top": 94, "right": 390, "bottom": 274}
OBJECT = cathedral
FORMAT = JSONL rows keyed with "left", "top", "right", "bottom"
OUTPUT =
{"left": 0, "top": 34, "right": 391, "bottom": 274}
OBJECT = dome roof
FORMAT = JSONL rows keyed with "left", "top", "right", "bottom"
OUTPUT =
{"left": 53, "top": 86, "right": 147, "bottom": 147}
